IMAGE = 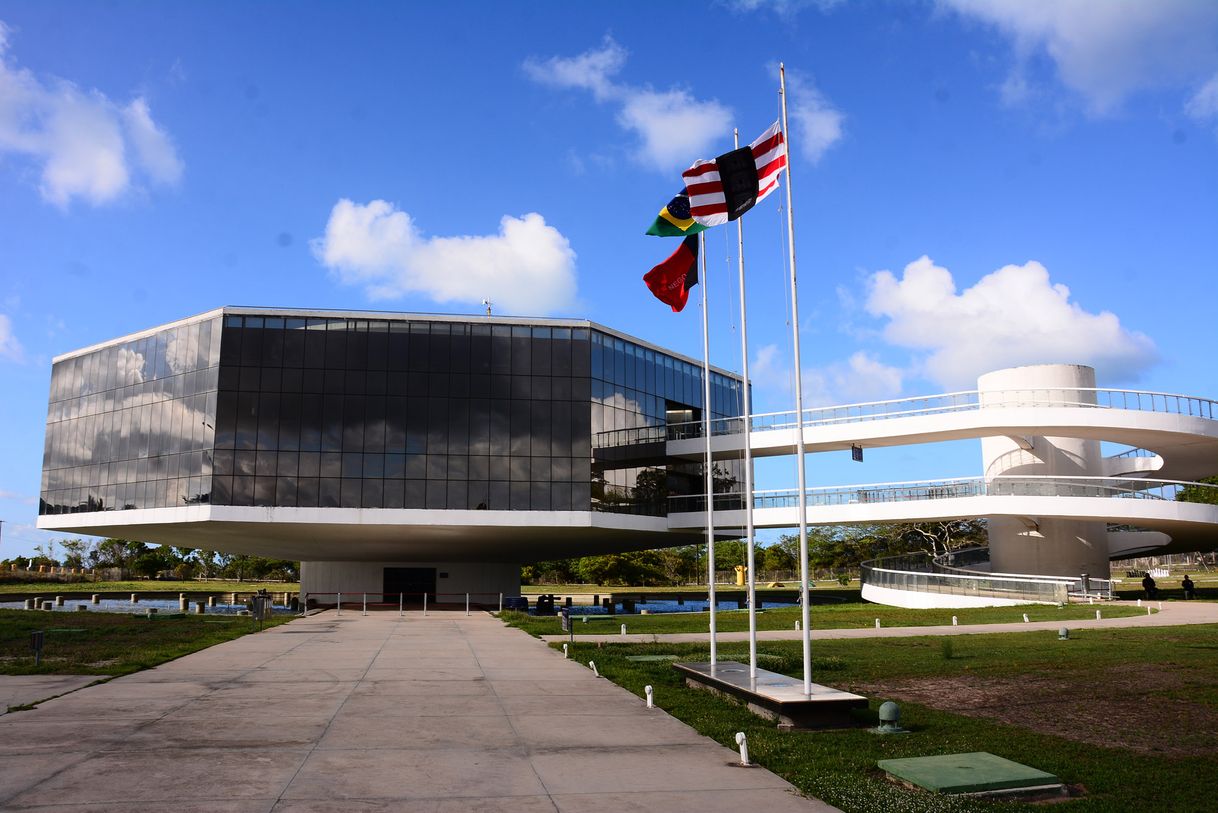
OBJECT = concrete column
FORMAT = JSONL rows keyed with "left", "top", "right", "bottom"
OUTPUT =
{"left": 978, "top": 364, "right": 1109, "bottom": 579}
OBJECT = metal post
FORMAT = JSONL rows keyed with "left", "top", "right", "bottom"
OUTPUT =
{"left": 337, "top": 592, "right": 342, "bottom": 616}
{"left": 699, "top": 230, "right": 718, "bottom": 667}
{"left": 466, "top": 593, "right": 470, "bottom": 616}
{"left": 399, "top": 592, "right": 403, "bottom": 617}
{"left": 423, "top": 592, "right": 428, "bottom": 617}
{"left": 733, "top": 127, "right": 759, "bottom": 686}
{"left": 499, "top": 592, "right": 503, "bottom": 613}
{"left": 780, "top": 63, "right": 813, "bottom": 697}
{"left": 362, "top": 593, "right": 367, "bottom": 617}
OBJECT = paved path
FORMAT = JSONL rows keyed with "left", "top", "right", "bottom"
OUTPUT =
{"left": 0, "top": 611, "right": 838, "bottom": 813}
{"left": 0, "top": 675, "right": 100, "bottom": 711}
{"left": 541, "top": 599, "right": 1218, "bottom": 645}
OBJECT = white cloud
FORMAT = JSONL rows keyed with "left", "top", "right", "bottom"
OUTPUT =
{"left": 121, "top": 98, "right": 183, "bottom": 185}
{"left": 524, "top": 37, "right": 732, "bottom": 171}
{"left": 727, "top": 0, "right": 845, "bottom": 14}
{"left": 864, "top": 255, "right": 1156, "bottom": 389}
{"left": 940, "top": 0, "right": 1218, "bottom": 115}
{"left": 312, "top": 199, "right": 578, "bottom": 315}
{"left": 1186, "top": 72, "right": 1218, "bottom": 121}
{"left": 0, "top": 20, "right": 182, "bottom": 207}
{"left": 617, "top": 88, "right": 734, "bottom": 171}
{"left": 0, "top": 313, "right": 22, "bottom": 361}
{"left": 779, "top": 67, "right": 844, "bottom": 163}
{"left": 802, "top": 352, "right": 905, "bottom": 407}
{"left": 522, "top": 36, "right": 626, "bottom": 101}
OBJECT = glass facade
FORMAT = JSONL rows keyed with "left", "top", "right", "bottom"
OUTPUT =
{"left": 40, "top": 315, "right": 221, "bottom": 514}
{"left": 40, "top": 309, "right": 743, "bottom": 518}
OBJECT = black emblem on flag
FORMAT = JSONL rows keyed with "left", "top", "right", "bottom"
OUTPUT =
{"left": 716, "top": 146, "right": 760, "bottom": 221}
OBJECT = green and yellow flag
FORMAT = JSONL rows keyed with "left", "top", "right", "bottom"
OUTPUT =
{"left": 645, "top": 191, "right": 708, "bottom": 237}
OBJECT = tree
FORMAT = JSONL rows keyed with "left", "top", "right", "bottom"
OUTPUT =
{"left": 59, "top": 538, "right": 94, "bottom": 569}
{"left": 1177, "top": 476, "right": 1218, "bottom": 506}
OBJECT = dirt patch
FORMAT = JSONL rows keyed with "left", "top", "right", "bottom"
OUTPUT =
{"left": 856, "top": 664, "right": 1218, "bottom": 756}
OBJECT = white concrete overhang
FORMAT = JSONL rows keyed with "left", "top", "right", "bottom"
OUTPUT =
{"left": 669, "top": 496, "right": 1218, "bottom": 556}
{"left": 37, "top": 507, "right": 694, "bottom": 562}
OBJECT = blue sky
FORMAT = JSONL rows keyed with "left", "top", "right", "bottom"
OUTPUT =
{"left": 2, "top": 1, "right": 1216, "bottom": 558}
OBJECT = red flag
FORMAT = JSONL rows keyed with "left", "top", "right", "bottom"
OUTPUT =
{"left": 643, "top": 235, "right": 699, "bottom": 312}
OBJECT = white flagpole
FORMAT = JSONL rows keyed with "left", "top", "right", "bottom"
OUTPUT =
{"left": 780, "top": 63, "right": 813, "bottom": 696}
{"left": 699, "top": 230, "right": 717, "bottom": 667}
{"left": 732, "top": 128, "right": 759, "bottom": 687}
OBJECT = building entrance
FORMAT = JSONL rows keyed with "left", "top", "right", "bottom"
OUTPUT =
{"left": 383, "top": 567, "right": 437, "bottom": 605}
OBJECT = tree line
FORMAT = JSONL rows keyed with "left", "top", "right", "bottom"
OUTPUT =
{"left": 523, "top": 519, "right": 987, "bottom": 586}
{"left": 3, "top": 538, "right": 298, "bottom": 582}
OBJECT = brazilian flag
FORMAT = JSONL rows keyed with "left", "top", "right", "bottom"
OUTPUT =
{"left": 645, "top": 191, "right": 708, "bottom": 237}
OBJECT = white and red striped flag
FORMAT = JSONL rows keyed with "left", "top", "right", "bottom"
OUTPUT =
{"left": 682, "top": 121, "right": 787, "bottom": 227}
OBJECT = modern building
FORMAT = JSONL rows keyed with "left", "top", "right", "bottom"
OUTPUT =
{"left": 39, "top": 307, "right": 1218, "bottom": 610}
{"left": 37, "top": 307, "right": 744, "bottom": 600}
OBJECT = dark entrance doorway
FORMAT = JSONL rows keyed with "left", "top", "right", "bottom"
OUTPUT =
{"left": 383, "top": 567, "right": 437, "bottom": 605}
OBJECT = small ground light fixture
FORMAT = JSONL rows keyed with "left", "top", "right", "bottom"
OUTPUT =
{"left": 1058, "top": 627, "right": 1070, "bottom": 640}
{"left": 872, "top": 701, "right": 908, "bottom": 735}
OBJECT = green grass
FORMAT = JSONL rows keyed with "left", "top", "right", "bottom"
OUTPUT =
{"left": 499, "top": 600, "right": 1151, "bottom": 637}
{"left": 523, "top": 582, "right": 855, "bottom": 594}
{"left": 0, "top": 579, "right": 299, "bottom": 595}
{"left": 559, "top": 624, "right": 1218, "bottom": 813}
{"left": 0, "top": 608, "right": 294, "bottom": 677}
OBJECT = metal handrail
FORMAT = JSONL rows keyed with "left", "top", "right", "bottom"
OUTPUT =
{"left": 860, "top": 553, "right": 1072, "bottom": 604}
{"left": 668, "top": 475, "right": 1218, "bottom": 514}
{"left": 594, "top": 386, "right": 1217, "bottom": 448}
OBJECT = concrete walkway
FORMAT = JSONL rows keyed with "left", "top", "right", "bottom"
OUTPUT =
{"left": 0, "top": 611, "right": 838, "bottom": 813}
{"left": 541, "top": 599, "right": 1218, "bottom": 645}
{"left": 0, "top": 675, "right": 100, "bottom": 711}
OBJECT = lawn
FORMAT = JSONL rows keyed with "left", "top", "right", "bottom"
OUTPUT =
{"left": 559, "top": 624, "right": 1218, "bottom": 813}
{"left": 0, "top": 608, "right": 294, "bottom": 679}
{"left": 500, "top": 600, "right": 1151, "bottom": 637}
{"left": 0, "top": 579, "right": 299, "bottom": 595}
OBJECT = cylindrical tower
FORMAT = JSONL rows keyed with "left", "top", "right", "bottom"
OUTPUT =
{"left": 978, "top": 364, "right": 1110, "bottom": 579}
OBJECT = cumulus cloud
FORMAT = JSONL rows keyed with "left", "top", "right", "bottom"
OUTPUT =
{"left": 0, "top": 313, "right": 22, "bottom": 361}
{"left": 864, "top": 255, "right": 1156, "bottom": 389}
{"left": 0, "top": 20, "right": 182, "bottom": 207}
{"left": 524, "top": 37, "right": 732, "bottom": 171}
{"left": 312, "top": 199, "right": 578, "bottom": 315}
{"left": 939, "top": 0, "right": 1218, "bottom": 115}
{"left": 751, "top": 343, "right": 902, "bottom": 408}
{"left": 778, "top": 67, "right": 844, "bottom": 163}
{"left": 804, "top": 352, "right": 906, "bottom": 406}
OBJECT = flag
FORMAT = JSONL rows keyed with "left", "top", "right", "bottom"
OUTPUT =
{"left": 645, "top": 190, "right": 708, "bottom": 237}
{"left": 682, "top": 121, "right": 787, "bottom": 227}
{"left": 643, "top": 235, "right": 699, "bottom": 312}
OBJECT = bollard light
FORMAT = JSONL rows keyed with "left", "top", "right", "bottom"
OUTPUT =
{"left": 620, "top": 624, "right": 627, "bottom": 636}
{"left": 952, "top": 615, "right": 958, "bottom": 626}
{"left": 1023, "top": 613, "right": 1029, "bottom": 623}
{"left": 645, "top": 685, "right": 654, "bottom": 709}
{"left": 589, "top": 660, "right": 599, "bottom": 677}
{"left": 873, "top": 700, "right": 908, "bottom": 735}
{"left": 875, "top": 618, "right": 881, "bottom": 629}
{"left": 1095, "top": 609, "right": 1102, "bottom": 620}
{"left": 562, "top": 643, "right": 568, "bottom": 658}
{"left": 1147, "top": 606, "right": 1152, "bottom": 615}
{"left": 1058, "top": 627, "right": 1069, "bottom": 640}
{"left": 735, "top": 732, "right": 750, "bottom": 766}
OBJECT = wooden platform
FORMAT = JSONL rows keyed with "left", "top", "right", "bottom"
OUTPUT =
{"left": 674, "top": 660, "right": 868, "bottom": 729}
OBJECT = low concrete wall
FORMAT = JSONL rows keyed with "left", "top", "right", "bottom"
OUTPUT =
{"left": 861, "top": 582, "right": 1050, "bottom": 609}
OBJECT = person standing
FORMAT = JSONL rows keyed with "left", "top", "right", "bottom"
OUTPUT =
{"left": 1142, "top": 573, "right": 1158, "bottom": 600}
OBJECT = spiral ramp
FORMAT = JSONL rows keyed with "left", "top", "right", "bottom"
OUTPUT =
{"left": 653, "top": 364, "right": 1218, "bottom": 607}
